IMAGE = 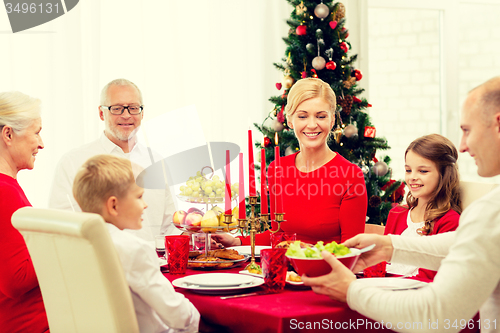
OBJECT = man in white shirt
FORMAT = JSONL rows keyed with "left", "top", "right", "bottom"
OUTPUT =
{"left": 302, "top": 76, "right": 500, "bottom": 333}
{"left": 49, "top": 79, "right": 179, "bottom": 241}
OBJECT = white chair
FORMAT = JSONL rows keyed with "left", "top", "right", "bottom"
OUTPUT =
{"left": 460, "top": 181, "right": 499, "bottom": 210}
{"left": 12, "top": 207, "right": 139, "bottom": 333}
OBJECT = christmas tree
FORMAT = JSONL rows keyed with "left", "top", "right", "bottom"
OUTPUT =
{"left": 255, "top": 0, "right": 405, "bottom": 225}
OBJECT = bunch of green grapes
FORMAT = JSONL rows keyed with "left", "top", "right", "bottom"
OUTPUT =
{"left": 179, "top": 171, "right": 239, "bottom": 202}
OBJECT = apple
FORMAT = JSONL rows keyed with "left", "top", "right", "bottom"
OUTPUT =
{"left": 187, "top": 207, "right": 203, "bottom": 214}
{"left": 201, "top": 210, "right": 219, "bottom": 233}
{"left": 184, "top": 211, "right": 203, "bottom": 232}
{"left": 173, "top": 210, "right": 187, "bottom": 227}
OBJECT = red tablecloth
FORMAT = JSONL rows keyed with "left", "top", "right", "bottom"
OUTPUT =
{"left": 164, "top": 266, "right": 396, "bottom": 333}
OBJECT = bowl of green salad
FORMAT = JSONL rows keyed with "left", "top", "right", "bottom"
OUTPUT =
{"left": 285, "top": 241, "right": 360, "bottom": 277}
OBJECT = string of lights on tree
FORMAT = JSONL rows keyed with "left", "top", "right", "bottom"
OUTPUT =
{"left": 254, "top": 0, "right": 405, "bottom": 225}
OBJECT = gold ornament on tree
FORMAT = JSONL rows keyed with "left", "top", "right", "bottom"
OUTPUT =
{"left": 282, "top": 53, "right": 295, "bottom": 88}
{"left": 343, "top": 76, "right": 356, "bottom": 89}
{"left": 334, "top": 3, "right": 346, "bottom": 21}
{"left": 332, "top": 109, "right": 344, "bottom": 143}
{"left": 296, "top": 1, "right": 307, "bottom": 16}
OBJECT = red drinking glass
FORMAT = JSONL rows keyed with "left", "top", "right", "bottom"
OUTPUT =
{"left": 271, "top": 232, "right": 296, "bottom": 248}
{"left": 165, "top": 235, "right": 190, "bottom": 275}
{"left": 261, "top": 248, "right": 288, "bottom": 293}
{"left": 363, "top": 261, "right": 387, "bottom": 278}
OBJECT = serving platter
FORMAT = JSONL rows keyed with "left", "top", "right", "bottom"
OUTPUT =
{"left": 188, "top": 254, "right": 249, "bottom": 270}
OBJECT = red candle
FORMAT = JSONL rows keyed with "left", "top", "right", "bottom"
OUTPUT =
{"left": 274, "top": 133, "right": 283, "bottom": 213}
{"left": 225, "top": 150, "right": 231, "bottom": 214}
{"left": 248, "top": 130, "right": 256, "bottom": 196}
{"left": 238, "top": 153, "right": 246, "bottom": 219}
{"left": 260, "top": 148, "right": 268, "bottom": 215}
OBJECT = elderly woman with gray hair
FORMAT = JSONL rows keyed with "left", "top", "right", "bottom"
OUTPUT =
{"left": 0, "top": 92, "right": 48, "bottom": 332}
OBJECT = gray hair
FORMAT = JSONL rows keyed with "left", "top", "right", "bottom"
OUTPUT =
{"left": 0, "top": 91, "right": 41, "bottom": 132}
{"left": 99, "top": 78, "right": 143, "bottom": 106}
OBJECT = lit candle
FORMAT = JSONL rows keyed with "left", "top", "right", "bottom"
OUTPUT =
{"left": 225, "top": 150, "right": 231, "bottom": 215}
{"left": 248, "top": 130, "right": 256, "bottom": 196}
{"left": 274, "top": 133, "right": 283, "bottom": 213}
{"left": 260, "top": 148, "right": 268, "bottom": 215}
{"left": 239, "top": 152, "right": 246, "bottom": 219}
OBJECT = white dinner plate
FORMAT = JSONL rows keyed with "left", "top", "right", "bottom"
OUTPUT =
{"left": 357, "top": 277, "right": 428, "bottom": 290}
{"left": 228, "top": 245, "right": 272, "bottom": 257}
{"left": 173, "top": 276, "right": 264, "bottom": 295}
{"left": 183, "top": 273, "right": 255, "bottom": 287}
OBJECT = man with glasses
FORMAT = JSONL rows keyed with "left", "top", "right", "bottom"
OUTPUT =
{"left": 49, "top": 78, "right": 179, "bottom": 241}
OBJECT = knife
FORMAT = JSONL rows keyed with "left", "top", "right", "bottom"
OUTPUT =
{"left": 220, "top": 291, "right": 267, "bottom": 299}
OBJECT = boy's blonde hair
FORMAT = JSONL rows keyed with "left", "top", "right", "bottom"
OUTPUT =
{"left": 73, "top": 155, "right": 135, "bottom": 214}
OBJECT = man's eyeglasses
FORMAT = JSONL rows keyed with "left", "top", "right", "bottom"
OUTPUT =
{"left": 101, "top": 105, "right": 144, "bottom": 115}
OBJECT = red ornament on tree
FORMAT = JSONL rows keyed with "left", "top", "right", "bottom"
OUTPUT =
{"left": 296, "top": 25, "right": 307, "bottom": 36}
{"left": 276, "top": 83, "right": 282, "bottom": 90}
{"left": 341, "top": 27, "right": 349, "bottom": 38}
{"left": 352, "top": 69, "right": 363, "bottom": 81}
{"left": 301, "top": 71, "right": 307, "bottom": 78}
{"left": 352, "top": 96, "right": 362, "bottom": 103}
{"left": 339, "top": 42, "right": 349, "bottom": 53}
{"left": 311, "top": 69, "right": 318, "bottom": 78}
{"left": 325, "top": 61, "right": 336, "bottom": 70}
{"left": 364, "top": 126, "right": 376, "bottom": 138}
{"left": 263, "top": 136, "right": 271, "bottom": 147}
{"left": 329, "top": 20, "right": 338, "bottom": 30}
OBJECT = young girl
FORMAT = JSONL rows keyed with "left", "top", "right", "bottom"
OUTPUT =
{"left": 384, "top": 134, "right": 462, "bottom": 281}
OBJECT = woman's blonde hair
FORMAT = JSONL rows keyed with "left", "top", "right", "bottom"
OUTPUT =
{"left": 73, "top": 155, "right": 135, "bottom": 214}
{"left": 0, "top": 91, "right": 41, "bottom": 132}
{"left": 405, "top": 134, "right": 462, "bottom": 235}
{"left": 285, "top": 78, "right": 336, "bottom": 120}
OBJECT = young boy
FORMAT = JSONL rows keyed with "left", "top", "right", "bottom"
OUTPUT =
{"left": 73, "top": 154, "right": 200, "bottom": 333}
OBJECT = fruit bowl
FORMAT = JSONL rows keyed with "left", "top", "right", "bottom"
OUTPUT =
{"left": 286, "top": 248, "right": 361, "bottom": 277}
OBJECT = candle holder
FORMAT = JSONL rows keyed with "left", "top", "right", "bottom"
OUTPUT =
{"left": 244, "top": 196, "right": 260, "bottom": 270}
{"left": 269, "top": 212, "right": 286, "bottom": 234}
{"left": 259, "top": 213, "right": 270, "bottom": 233}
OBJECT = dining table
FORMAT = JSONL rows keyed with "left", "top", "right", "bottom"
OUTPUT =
{"left": 163, "top": 264, "right": 399, "bottom": 333}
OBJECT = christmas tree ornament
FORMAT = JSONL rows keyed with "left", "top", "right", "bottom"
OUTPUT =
{"left": 332, "top": 126, "right": 343, "bottom": 143}
{"left": 337, "top": 95, "right": 353, "bottom": 115}
{"left": 275, "top": 83, "right": 282, "bottom": 90}
{"left": 263, "top": 136, "right": 271, "bottom": 147}
{"left": 318, "top": 39, "right": 325, "bottom": 47}
{"left": 314, "top": 3, "right": 329, "bottom": 20}
{"left": 361, "top": 163, "right": 370, "bottom": 174}
{"left": 372, "top": 161, "right": 389, "bottom": 177}
{"left": 339, "top": 42, "right": 349, "bottom": 53}
{"left": 341, "top": 27, "right": 349, "bottom": 38}
{"left": 311, "top": 69, "right": 318, "bottom": 78}
{"left": 277, "top": 109, "right": 285, "bottom": 123}
{"left": 369, "top": 195, "right": 382, "bottom": 207}
{"left": 352, "top": 96, "right": 362, "bottom": 103}
{"left": 273, "top": 118, "right": 285, "bottom": 132}
{"left": 364, "top": 126, "right": 376, "bottom": 138}
{"left": 301, "top": 71, "right": 307, "bottom": 78}
{"left": 343, "top": 124, "right": 357, "bottom": 138}
{"left": 334, "top": 3, "right": 346, "bottom": 21}
{"left": 282, "top": 75, "right": 294, "bottom": 89}
{"left": 306, "top": 43, "right": 315, "bottom": 52}
{"left": 326, "top": 61, "right": 336, "bottom": 70}
{"left": 296, "top": 25, "right": 307, "bottom": 36}
{"left": 285, "top": 146, "right": 294, "bottom": 156}
{"left": 352, "top": 69, "right": 363, "bottom": 81}
{"left": 329, "top": 20, "right": 338, "bottom": 30}
{"left": 296, "top": 1, "right": 307, "bottom": 16}
{"left": 343, "top": 77, "right": 356, "bottom": 89}
{"left": 312, "top": 56, "right": 326, "bottom": 70}
{"left": 315, "top": 29, "right": 323, "bottom": 38}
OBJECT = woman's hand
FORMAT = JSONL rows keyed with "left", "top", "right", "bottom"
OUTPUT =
{"left": 210, "top": 233, "right": 241, "bottom": 247}
{"left": 342, "top": 234, "right": 393, "bottom": 273}
{"left": 301, "top": 251, "right": 356, "bottom": 303}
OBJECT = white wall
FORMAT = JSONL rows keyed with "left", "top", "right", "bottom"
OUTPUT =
{"left": 0, "top": 0, "right": 291, "bottom": 208}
